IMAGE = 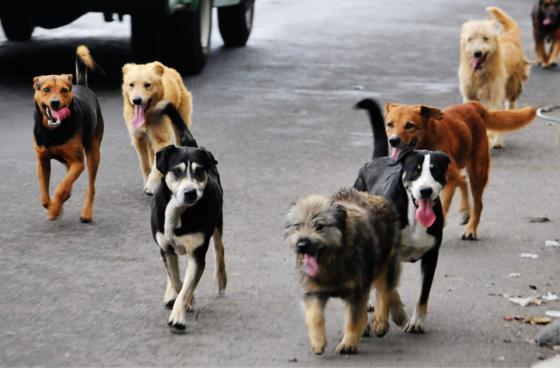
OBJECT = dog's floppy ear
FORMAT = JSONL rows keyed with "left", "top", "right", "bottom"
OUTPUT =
{"left": 122, "top": 63, "right": 135, "bottom": 76}
{"left": 385, "top": 102, "right": 398, "bottom": 114}
{"left": 156, "top": 145, "right": 179, "bottom": 174}
{"left": 419, "top": 105, "right": 443, "bottom": 121}
{"left": 199, "top": 147, "right": 218, "bottom": 168}
{"left": 152, "top": 62, "right": 165, "bottom": 76}
{"left": 332, "top": 203, "right": 347, "bottom": 232}
{"left": 33, "top": 76, "right": 41, "bottom": 90}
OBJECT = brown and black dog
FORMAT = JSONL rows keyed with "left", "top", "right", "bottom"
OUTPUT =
{"left": 33, "top": 45, "right": 104, "bottom": 222}
{"left": 532, "top": 0, "right": 560, "bottom": 68}
{"left": 384, "top": 101, "right": 536, "bottom": 239}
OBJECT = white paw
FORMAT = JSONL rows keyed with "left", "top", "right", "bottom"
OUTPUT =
{"left": 144, "top": 176, "right": 160, "bottom": 195}
{"left": 404, "top": 313, "right": 425, "bottom": 334}
{"left": 168, "top": 303, "right": 187, "bottom": 331}
{"left": 163, "top": 284, "right": 178, "bottom": 309}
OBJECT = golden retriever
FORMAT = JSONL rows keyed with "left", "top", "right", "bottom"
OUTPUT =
{"left": 459, "top": 7, "right": 530, "bottom": 148}
{"left": 122, "top": 61, "right": 192, "bottom": 194}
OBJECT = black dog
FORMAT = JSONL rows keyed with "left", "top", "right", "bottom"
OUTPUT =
{"left": 532, "top": 0, "right": 560, "bottom": 67}
{"left": 150, "top": 105, "right": 226, "bottom": 331}
{"left": 353, "top": 98, "right": 450, "bottom": 333}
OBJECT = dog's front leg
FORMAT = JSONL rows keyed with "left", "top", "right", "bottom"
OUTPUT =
{"left": 168, "top": 251, "right": 206, "bottom": 331}
{"left": 37, "top": 158, "right": 51, "bottom": 209}
{"left": 535, "top": 37, "right": 548, "bottom": 66}
{"left": 303, "top": 295, "right": 327, "bottom": 354}
{"left": 336, "top": 292, "right": 369, "bottom": 354}
{"left": 160, "top": 249, "right": 182, "bottom": 308}
{"left": 546, "top": 39, "right": 560, "bottom": 67}
{"left": 48, "top": 159, "right": 84, "bottom": 220}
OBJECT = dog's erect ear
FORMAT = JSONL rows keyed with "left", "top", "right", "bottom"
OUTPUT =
{"left": 33, "top": 76, "right": 41, "bottom": 90}
{"left": 156, "top": 145, "right": 179, "bottom": 174}
{"left": 385, "top": 102, "right": 398, "bottom": 114}
{"left": 64, "top": 74, "right": 73, "bottom": 84}
{"left": 122, "top": 63, "right": 135, "bottom": 76}
{"left": 419, "top": 105, "right": 443, "bottom": 121}
{"left": 152, "top": 62, "right": 165, "bottom": 76}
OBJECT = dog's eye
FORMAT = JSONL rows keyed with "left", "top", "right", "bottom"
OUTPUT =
{"left": 128, "top": 83, "right": 134, "bottom": 88}
{"left": 467, "top": 37, "right": 473, "bottom": 42}
{"left": 144, "top": 83, "right": 152, "bottom": 88}
{"left": 386, "top": 122, "right": 394, "bottom": 128}
{"left": 315, "top": 223, "right": 324, "bottom": 231}
{"left": 60, "top": 88, "right": 68, "bottom": 94}
{"left": 483, "top": 36, "right": 489, "bottom": 42}
{"left": 42, "top": 87, "right": 50, "bottom": 93}
{"left": 172, "top": 168, "right": 182, "bottom": 177}
{"left": 416, "top": 165, "right": 422, "bottom": 171}
{"left": 405, "top": 122, "right": 416, "bottom": 130}
{"left": 193, "top": 167, "right": 205, "bottom": 178}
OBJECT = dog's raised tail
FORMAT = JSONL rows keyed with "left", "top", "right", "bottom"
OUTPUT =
{"left": 157, "top": 101, "right": 198, "bottom": 147}
{"left": 355, "top": 98, "right": 388, "bottom": 159}
{"left": 484, "top": 106, "right": 536, "bottom": 132}
{"left": 75, "top": 45, "right": 103, "bottom": 86}
{"left": 486, "top": 6, "right": 520, "bottom": 35}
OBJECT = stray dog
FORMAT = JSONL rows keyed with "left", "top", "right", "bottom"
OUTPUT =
{"left": 384, "top": 101, "right": 536, "bottom": 239}
{"left": 122, "top": 61, "right": 192, "bottom": 195}
{"left": 459, "top": 6, "right": 530, "bottom": 148}
{"left": 33, "top": 45, "right": 104, "bottom": 222}
{"left": 532, "top": 0, "right": 560, "bottom": 68}
{"left": 285, "top": 188, "right": 402, "bottom": 354}
{"left": 151, "top": 105, "right": 226, "bottom": 331}
{"left": 354, "top": 98, "right": 450, "bottom": 333}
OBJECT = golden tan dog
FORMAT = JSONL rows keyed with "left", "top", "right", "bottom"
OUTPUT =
{"left": 459, "top": 7, "right": 530, "bottom": 148}
{"left": 122, "top": 62, "right": 192, "bottom": 194}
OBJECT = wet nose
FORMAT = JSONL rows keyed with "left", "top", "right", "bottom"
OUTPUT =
{"left": 50, "top": 100, "right": 60, "bottom": 109}
{"left": 389, "top": 136, "right": 401, "bottom": 147}
{"left": 184, "top": 189, "right": 197, "bottom": 204}
{"left": 420, "top": 187, "right": 433, "bottom": 199}
{"left": 296, "top": 238, "right": 311, "bottom": 254}
{"left": 132, "top": 97, "right": 143, "bottom": 106}
{"left": 473, "top": 51, "right": 483, "bottom": 58}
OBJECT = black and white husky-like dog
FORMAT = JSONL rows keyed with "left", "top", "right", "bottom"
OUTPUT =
{"left": 150, "top": 103, "right": 226, "bottom": 331}
{"left": 353, "top": 98, "right": 450, "bottom": 333}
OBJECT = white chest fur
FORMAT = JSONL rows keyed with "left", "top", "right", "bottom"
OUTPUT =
{"left": 156, "top": 198, "right": 205, "bottom": 255}
{"left": 400, "top": 196, "right": 436, "bottom": 262}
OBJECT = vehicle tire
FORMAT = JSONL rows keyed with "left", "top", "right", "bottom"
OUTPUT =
{"left": 131, "top": 12, "right": 164, "bottom": 63}
{"left": 218, "top": 0, "right": 254, "bottom": 47}
{"left": 1, "top": 16, "right": 34, "bottom": 41}
{"left": 164, "top": 0, "right": 212, "bottom": 75}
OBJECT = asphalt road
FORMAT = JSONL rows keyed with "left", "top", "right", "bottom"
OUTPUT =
{"left": 1, "top": 0, "right": 559, "bottom": 366}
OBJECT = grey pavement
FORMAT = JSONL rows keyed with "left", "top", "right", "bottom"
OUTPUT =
{"left": 0, "top": 0, "right": 559, "bottom": 366}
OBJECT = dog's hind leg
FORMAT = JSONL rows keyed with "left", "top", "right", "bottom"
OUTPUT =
{"left": 462, "top": 160, "right": 488, "bottom": 240}
{"left": 371, "top": 269, "right": 393, "bottom": 338}
{"left": 133, "top": 135, "right": 152, "bottom": 184}
{"left": 168, "top": 247, "right": 206, "bottom": 331}
{"left": 35, "top": 146, "right": 51, "bottom": 209}
{"left": 212, "top": 222, "right": 227, "bottom": 294}
{"left": 303, "top": 296, "right": 327, "bottom": 355}
{"left": 440, "top": 165, "right": 461, "bottom": 219}
{"left": 546, "top": 40, "right": 560, "bottom": 67}
{"left": 48, "top": 158, "right": 84, "bottom": 220}
{"left": 336, "top": 291, "right": 369, "bottom": 354}
{"left": 161, "top": 249, "right": 182, "bottom": 309}
{"left": 457, "top": 174, "right": 470, "bottom": 225}
{"left": 80, "top": 141, "right": 100, "bottom": 223}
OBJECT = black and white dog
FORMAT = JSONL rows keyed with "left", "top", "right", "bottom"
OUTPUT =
{"left": 151, "top": 104, "right": 227, "bottom": 331}
{"left": 353, "top": 98, "right": 450, "bottom": 333}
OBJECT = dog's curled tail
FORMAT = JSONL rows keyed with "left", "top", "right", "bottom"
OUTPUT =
{"left": 75, "top": 45, "right": 103, "bottom": 86}
{"left": 486, "top": 6, "right": 520, "bottom": 35}
{"left": 156, "top": 101, "right": 198, "bottom": 147}
{"left": 355, "top": 98, "right": 388, "bottom": 159}
{"left": 484, "top": 106, "right": 536, "bottom": 132}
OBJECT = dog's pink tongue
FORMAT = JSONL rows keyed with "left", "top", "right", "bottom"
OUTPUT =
{"left": 132, "top": 105, "right": 145, "bottom": 129}
{"left": 416, "top": 199, "right": 436, "bottom": 227}
{"left": 390, "top": 147, "right": 400, "bottom": 160}
{"left": 302, "top": 254, "right": 319, "bottom": 277}
{"left": 543, "top": 17, "right": 552, "bottom": 26}
{"left": 470, "top": 57, "right": 482, "bottom": 70}
{"left": 51, "top": 107, "right": 71, "bottom": 121}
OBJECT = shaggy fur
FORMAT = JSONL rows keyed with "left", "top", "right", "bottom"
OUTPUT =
{"left": 122, "top": 61, "right": 192, "bottom": 195}
{"left": 459, "top": 6, "right": 530, "bottom": 148}
{"left": 285, "top": 188, "right": 402, "bottom": 355}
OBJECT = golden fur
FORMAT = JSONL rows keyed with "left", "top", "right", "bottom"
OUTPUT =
{"left": 459, "top": 7, "right": 530, "bottom": 148}
{"left": 122, "top": 61, "right": 192, "bottom": 194}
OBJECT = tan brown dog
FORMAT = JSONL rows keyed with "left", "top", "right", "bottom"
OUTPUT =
{"left": 122, "top": 62, "right": 192, "bottom": 195}
{"left": 459, "top": 7, "right": 530, "bottom": 148}
{"left": 532, "top": 0, "right": 560, "bottom": 68}
{"left": 33, "top": 45, "right": 104, "bottom": 222}
{"left": 384, "top": 101, "right": 536, "bottom": 239}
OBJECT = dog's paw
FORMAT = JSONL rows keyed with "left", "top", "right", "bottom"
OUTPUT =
{"left": 310, "top": 342, "right": 326, "bottom": 355}
{"left": 47, "top": 203, "right": 62, "bottom": 220}
{"left": 41, "top": 198, "right": 50, "bottom": 209}
{"left": 144, "top": 176, "right": 160, "bottom": 195}
{"left": 404, "top": 314, "right": 425, "bottom": 334}
{"left": 461, "top": 231, "right": 477, "bottom": 240}
{"left": 362, "top": 322, "right": 372, "bottom": 337}
{"left": 79, "top": 216, "right": 93, "bottom": 223}
{"left": 163, "top": 286, "right": 178, "bottom": 310}
{"left": 372, "top": 316, "right": 389, "bottom": 337}
{"left": 391, "top": 304, "right": 408, "bottom": 328}
{"left": 168, "top": 307, "right": 187, "bottom": 332}
{"left": 335, "top": 341, "right": 358, "bottom": 354}
{"left": 460, "top": 210, "right": 470, "bottom": 225}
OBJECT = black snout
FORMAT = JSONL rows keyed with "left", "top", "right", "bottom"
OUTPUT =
{"left": 296, "top": 238, "right": 311, "bottom": 254}
{"left": 184, "top": 189, "right": 197, "bottom": 204}
{"left": 419, "top": 187, "right": 433, "bottom": 199}
{"left": 50, "top": 100, "right": 60, "bottom": 109}
{"left": 132, "top": 97, "right": 143, "bottom": 106}
{"left": 389, "top": 136, "right": 401, "bottom": 147}
{"left": 473, "top": 51, "right": 483, "bottom": 58}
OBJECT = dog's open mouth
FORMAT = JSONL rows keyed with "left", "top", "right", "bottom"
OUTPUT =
{"left": 302, "top": 254, "right": 319, "bottom": 277}
{"left": 543, "top": 17, "right": 553, "bottom": 26}
{"left": 470, "top": 53, "right": 487, "bottom": 70}
{"left": 43, "top": 105, "right": 71, "bottom": 128}
{"left": 413, "top": 198, "right": 436, "bottom": 227}
{"left": 390, "top": 147, "right": 401, "bottom": 160}
{"left": 132, "top": 99, "right": 152, "bottom": 129}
